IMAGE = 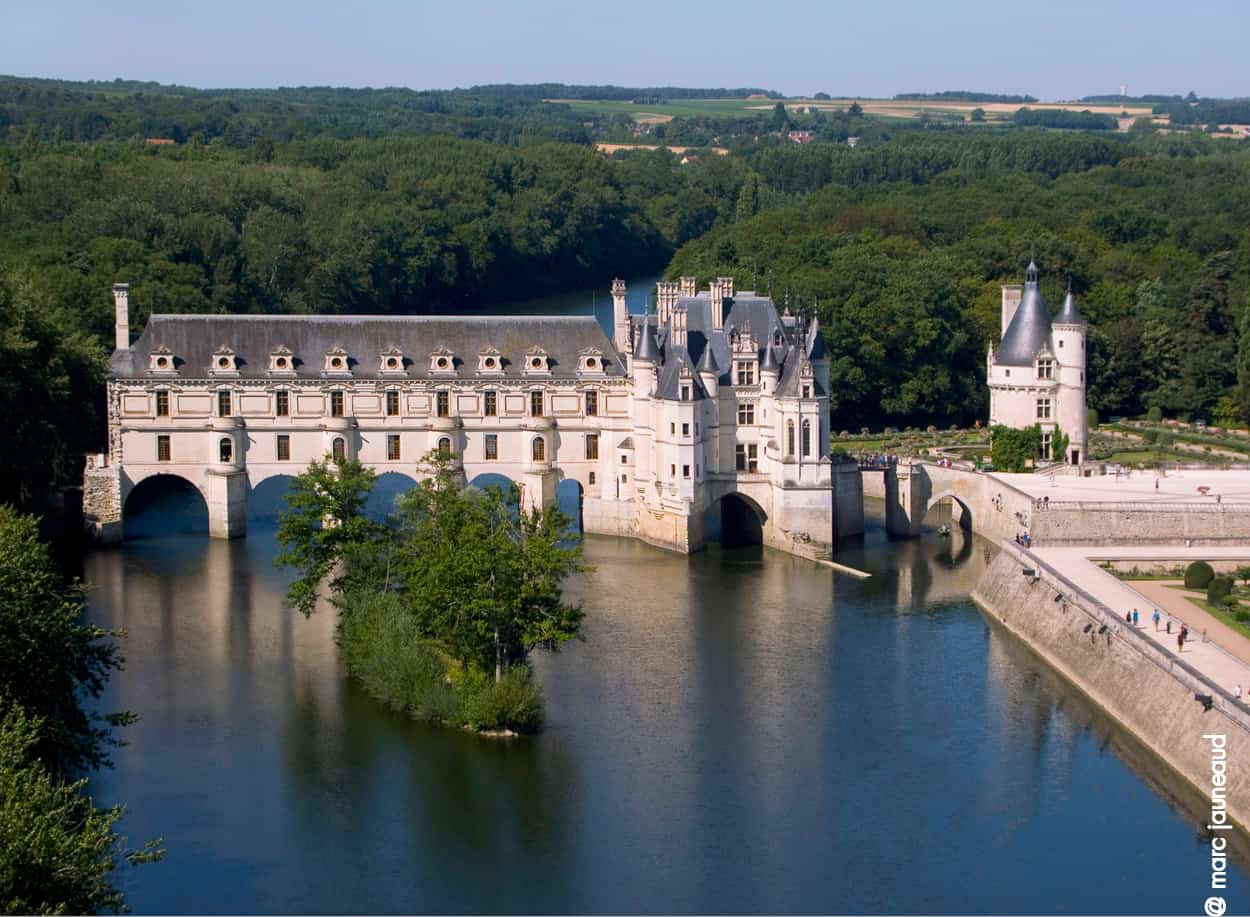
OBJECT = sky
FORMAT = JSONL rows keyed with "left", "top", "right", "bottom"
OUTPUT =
{"left": 3, "top": 0, "right": 1246, "bottom": 100}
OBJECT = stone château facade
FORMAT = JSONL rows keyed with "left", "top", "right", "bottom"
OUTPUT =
{"left": 987, "top": 262, "right": 1088, "bottom": 465}
{"left": 85, "top": 278, "right": 863, "bottom": 554}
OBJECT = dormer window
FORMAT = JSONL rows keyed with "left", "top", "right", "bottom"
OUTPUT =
{"left": 380, "top": 346, "right": 406, "bottom": 375}
{"left": 210, "top": 346, "right": 239, "bottom": 376}
{"left": 269, "top": 346, "right": 296, "bottom": 375}
{"left": 577, "top": 347, "right": 605, "bottom": 375}
{"left": 478, "top": 347, "right": 504, "bottom": 375}
{"left": 149, "top": 346, "right": 178, "bottom": 374}
{"left": 1037, "top": 358, "right": 1054, "bottom": 380}
{"left": 429, "top": 346, "right": 457, "bottom": 375}
{"left": 324, "top": 346, "right": 351, "bottom": 375}
{"left": 524, "top": 347, "right": 551, "bottom": 375}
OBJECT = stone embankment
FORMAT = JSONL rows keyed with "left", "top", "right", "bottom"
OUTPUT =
{"left": 973, "top": 541, "right": 1250, "bottom": 830}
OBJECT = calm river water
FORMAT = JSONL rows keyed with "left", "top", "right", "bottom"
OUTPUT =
{"left": 81, "top": 276, "right": 1249, "bottom": 913}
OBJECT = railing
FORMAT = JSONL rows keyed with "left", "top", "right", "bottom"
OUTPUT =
{"left": 1035, "top": 500, "right": 1250, "bottom": 513}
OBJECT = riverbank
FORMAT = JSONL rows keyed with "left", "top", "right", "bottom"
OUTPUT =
{"left": 972, "top": 540, "right": 1250, "bottom": 830}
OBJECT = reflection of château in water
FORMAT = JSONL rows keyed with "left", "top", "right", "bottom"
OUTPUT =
{"left": 85, "top": 278, "right": 863, "bottom": 554}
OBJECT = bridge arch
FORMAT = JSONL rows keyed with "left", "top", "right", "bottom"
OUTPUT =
{"left": 923, "top": 490, "right": 972, "bottom": 532}
{"left": 123, "top": 472, "right": 209, "bottom": 538}
{"left": 707, "top": 491, "right": 768, "bottom": 548}
{"left": 365, "top": 471, "right": 419, "bottom": 521}
{"left": 467, "top": 472, "right": 520, "bottom": 503}
{"left": 555, "top": 477, "right": 584, "bottom": 535}
{"left": 248, "top": 473, "right": 299, "bottom": 528}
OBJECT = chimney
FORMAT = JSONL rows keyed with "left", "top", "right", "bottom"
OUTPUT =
{"left": 1000, "top": 284, "right": 1023, "bottom": 339}
{"left": 671, "top": 308, "right": 687, "bottom": 349}
{"left": 680, "top": 276, "right": 697, "bottom": 298}
{"left": 657, "top": 281, "right": 680, "bottom": 326}
{"left": 113, "top": 283, "right": 131, "bottom": 351}
{"left": 611, "top": 278, "right": 630, "bottom": 354}
{"left": 709, "top": 279, "right": 725, "bottom": 331}
{"left": 718, "top": 276, "right": 734, "bottom": 299}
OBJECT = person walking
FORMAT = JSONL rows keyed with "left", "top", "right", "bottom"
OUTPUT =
{"left": 1133, "top": 609, "right": 1139, "bottom": 627}
{"left": 1153, "top": 608, "right": 1161, "bottom": 631}
{"left": 1178, "top": 626, "right": 1188, "bottom": 652}
{"left": 1166, "top": 615, "right": 1172, "bottom": 635}
{"left": 1235, "top": 684, "right": 1242, "bottom": 703}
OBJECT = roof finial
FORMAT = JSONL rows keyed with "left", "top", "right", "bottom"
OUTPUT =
{"left": 1025, "top": 257, "right": 1039, "bottom": 284}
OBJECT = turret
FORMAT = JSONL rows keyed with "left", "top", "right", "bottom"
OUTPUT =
{"left": 113, "top": 283, "right": 130, "bottom": 351}
{"left": 696, "top": 342, "right": 719, "bottom": 398}
{"left": 1051, "top": 281, "right": 1088, "bottom": 465}
{"left": 611, "top": 278, "right": 629, "bottom": 355}
{"left": 760, "top": 341, "right": 780, "bottom": 396}
{"left": 633, "top": 319, "right": 660, "bottom": 398}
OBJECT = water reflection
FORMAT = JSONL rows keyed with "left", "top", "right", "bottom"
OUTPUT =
{"left": 83, "top": 511, "right": 1249, "bottom": 913}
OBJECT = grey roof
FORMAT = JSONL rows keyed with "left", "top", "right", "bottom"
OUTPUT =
{"left": 695, "top": 340, "right": 719, "bottom": 374}
{"left": 633, "top": 319, "right": 661, "bottom": 362}
{"left": 1055, "top": 288, "right": 1084, "bottom": 325}
{"left": 655, "top": 347, "right": 707, "bottom": 401}
{"left": 996, "top": 281, "right": 1052, "bottom": 366}
{"left": 760, "top": 344, "right": 780, "bottom": 373}
{"left": 113, "top": 313, "right": 624, "bottom": 379}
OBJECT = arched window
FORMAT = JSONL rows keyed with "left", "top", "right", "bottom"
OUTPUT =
{"left": 437, "top": 436, "right": 451, "bottom": 458}
{"left": 801, "top": 419, "right": 811, "bottom": 457}
{"left": 787, "top": 420, "right": 795, "bottom": 456}
{"left": 332, "top": 437, "right": 346, "bottom": 462}
{"left": 219, "top": 437, "right": 233, "bottom": 463}
{"left": 532, "top": 436, "right": 546, "bottom": 462}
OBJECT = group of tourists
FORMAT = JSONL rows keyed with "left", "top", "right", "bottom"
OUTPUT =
{"left": 1014, "top": 532, "right": 1031, "bottom": 547}
{"left": 1133, "top": 606, "right": 1192, "bottom": 651}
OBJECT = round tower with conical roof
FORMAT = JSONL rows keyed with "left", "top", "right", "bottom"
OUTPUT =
{"left": 1051, "top": 282, "right": 1088, "bottom": 464}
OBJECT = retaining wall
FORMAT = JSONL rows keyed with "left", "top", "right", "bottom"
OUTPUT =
{"left": 972, "top": 541, "right": 1250, "bottom": 830}
{"left": 1031, "top": 504, "right": 1250, "bottom": 546}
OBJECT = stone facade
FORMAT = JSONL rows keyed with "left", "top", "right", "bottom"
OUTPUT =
{"left": 987, "top": 262, "right": 1088, "bottom": 465}
{"left": 88, "top": 279, "right": 859, "bottom": 554}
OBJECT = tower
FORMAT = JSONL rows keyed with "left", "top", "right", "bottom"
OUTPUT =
{"left": 1051, "top": 282, "right": 1088, "bottom": 464}
{"left": 611, "top": 278, "right": 629, "bottom": 355}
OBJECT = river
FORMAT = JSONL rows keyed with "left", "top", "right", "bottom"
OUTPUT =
{"left": 81, "top": 275, "right": 1249, "bottom": 913}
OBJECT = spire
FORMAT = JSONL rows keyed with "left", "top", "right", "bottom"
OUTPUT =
{"left": 1056, "top": 284, "right": 1085, "bottom": 325}
{"left": 696, "top": 342, "right": 719, "bottom": 375}
{"left": 633, "top": 319, "right": 661, "bottom": 363}
{"left": 760, "top": 342, "right": 781, "bottom": 374}
{"left": 1025, "top": 260, "right": 1039, "bottom": 285}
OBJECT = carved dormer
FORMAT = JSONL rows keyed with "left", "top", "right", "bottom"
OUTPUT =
{"left": 269, "top": 345, "right": 296, "bottom": 375}
{"left": 380, "top": 345, "right": 407, "bottom": 375}
{"left": 477, "top": 346, "right": 504, "bottom": 375}
{"left": 210, "top": 345, "right": 239, "bottom": 376}
{"left": 523, "top": 346, "right": 551, "bottom": 376}
{"left": 577, "top": 346, "right": 606, "bottom": 376}
{"left": 429, "top": 346, "right": 456, "bottom": 375}
{"left": 733, "top": 318, "right": 758, "bottom": 355}
{"left": 324, "top": 345, "right": 351, "bottom": 376}
{"left": 149, "top": 344, "right": 178, "bottom": 375}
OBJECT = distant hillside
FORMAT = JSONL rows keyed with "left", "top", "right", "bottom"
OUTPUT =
{"left": 470, "top": 83, "right": 783, "bottom": 101}
{"left": 894, "top": 91, "right": 1037, "bottom": 103}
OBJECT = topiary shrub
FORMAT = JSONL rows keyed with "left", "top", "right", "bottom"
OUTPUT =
{"left": 1235, "top": 609, "right": 1250, "bottom": 623}
{"left": 1087, "top": 408, "right": 1100, "bottom": 429}
{"left": 1222, "top": 594, "right": 1240, "bottom": 609}
{"left": 1184, "top": 561, "right": 1215, "bottom": 589}
{"left": 1146, "top": 405, "right": 1163, "bottom": 423}
{"left": 1208, "top": 575, "right": 1234, "bottom": 604}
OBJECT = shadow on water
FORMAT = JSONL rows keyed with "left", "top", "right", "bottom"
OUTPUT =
{"left": 123, "top": 476, "right": 208, "bottom": 539}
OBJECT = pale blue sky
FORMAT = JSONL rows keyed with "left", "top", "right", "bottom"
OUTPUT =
{"left": 3, "top": 0, "right": 1246, "bottom": 99}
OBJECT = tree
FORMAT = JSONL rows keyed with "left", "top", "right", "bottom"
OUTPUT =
{"left": 1235, "top": 565, "right": 1250, "bottom": 586}
{"left": 275, "top": 457, "right": 384, "bottom": 616}
{"left": 0, "top": 507, "right": 129, "bottom": 773}
{"left": 970, "top": 108, "right": 985, "bottom": 123}
{"left": 990, "top": 424, "right": 1042, "bottom": 472}
{"left": 0, "top": 703, "right": 161, "bottom": 916}
{"left": 848, "top": 101, "right": 863, "bottom": 117}
{"left": 387, "top": 452, "right": 583, "bottom": 680}
{"left": 771, "top": 102, "right": 791, "bottom": 132}
{"left": 735, "top": 172, "right": 760, "bottom": 221}
{"left": 1051, "top": 427, "right": 1070, "bottom": 463}
{"left": 1184, "top": 561, "right": 1215, "bottom": 589}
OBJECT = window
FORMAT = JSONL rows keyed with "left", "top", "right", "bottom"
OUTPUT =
{"left": 801, "top": 419, "right": 812, "bottom": 457}
{"left": 157, "top": 434, "right": 171, "bottom": 462}
{"left": 736, "top": 443, "right": 746, "bottom": 471}
{"left": 155, "top": 391, "right": 169, "bottom": 417}
{"left": 331, "top": 437, "right": 346, "bottom": 462}
{"left": 680, "top": 384, "right": 690, "bottom": 401}
{"left": 585, "top": 391, "right": 598, "bottom": 416}
{"left": 532, "top": 437, "right": 545, "bottom": 461}
{"left": 671, "top": 464, "right": 676, "bottom": 478}
{"left": 387, "top": 434, "right": 401, "bottom": 461}
{"left": 1036, "top": 398, "right": 1052, "bottom": 420}
{"left": 802, "top": 384, "right": 811, "bottom": 399}
{"left": 585, "top": 434, "right": 599, "bottom": 460}
{"left": 1058, "top": 340, "right": 1064, "bottom": 348}
{"left": 484, "top": 391, "right": 497, "bottom": 416}
{"left": 748, "top": 443, "right": 758, "bottom": 472}
{"left": 275, "top": 390, "right": 289, "bottom": 417}
{"left": 277, "top": 434, "right": 290, "bottom": 461}
{"left": 217, "top": 390, "right": 231, "bottom": 417}
{"left": 438, "top": 437, "right": 451, "bottom": 458}
{"left": 1041, "top": 432, "right": 1053, "bottom": 461}
{"left": 530, "top": 390, "right": 544, "bottom": 417}
{"left": 219, "top": 438, "right": 233, "bottom": 463}
{"left": 436, "top": 391, "right": 450, "bottom": 418}
{"left": 737, "top": 402, "right": 755, "bottom": 425}
{"left": 330, "top": 391, "right": 344, "bottom": 417}
{"left": 682, "top": 464, "right": 690, "bottom": 478}
{"left": 735, "top": 361, "right": 755, "bottom": 386}
{"left": 1037, "top": 359, "right": 1054, "bottom": 380}
{"left": 589, "top": 471, "right": 597, "bottom": 485}
{"left": 787, "top": 420, "right": 795, "bottom": 456}
{"left": 386, "top": 390, "right": 399, "bottom": 417}
{"left": 620, "top": 454, "right": 628, "bottom": 464}
{"left": 482, "top": 433, "right": 498, "bottom": 460}
{"left": 620, "top": 473, "right": 627, "bottom": 483}
{"left": 670, "top": 423, "right": 676, "bottom": 435}
{"left": 682, "top": 423, "right": 689, "bottom": 437}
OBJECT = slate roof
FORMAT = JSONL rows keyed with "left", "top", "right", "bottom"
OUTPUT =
{"left": 1055, "top": 288, "right": 1084, "bottom": 325}
{"left": 996, "top": 281, "right": 1052, "bottom": 366}
{"left": 112, "top": 314, "right": 625, "bottom": 380}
